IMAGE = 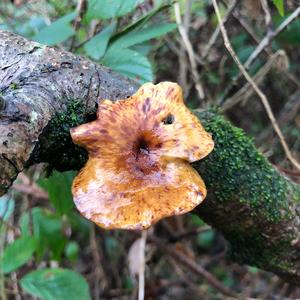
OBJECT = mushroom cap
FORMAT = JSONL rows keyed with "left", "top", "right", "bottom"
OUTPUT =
{"left": 71, "top": 82, "right": 214, "bottom": 230}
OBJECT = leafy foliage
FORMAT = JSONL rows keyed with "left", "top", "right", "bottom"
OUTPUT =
{"left": 8, "top": 0, "right": 176, "bottom": 83}
{"left": 83, "top": 22, "right": 116, "bottom": 60}
{"left": 33, "top": 12, "right": 77, "bottom": 45}
{"left": 0, "top": 236, "right": 36, "bottom": 273}
{"left": 86, "top": 0, "right": 140, "bottom": 20}
{"left": 273, "top": 0, "right": 285, "bottom": 16}
{"left": 31, "top": 208, "right": 68, "bottom": 261}
{"left": 38, "top": 171, "right": 75, "bottom": 215}
{"left": 1, "top": 0, "right": 300, "bottom": 299}
{"left": 21, "top": 268, "right": 91, "bottom": 300}
{"left": 0, "top": 195, "right": 14, "bottom": 221}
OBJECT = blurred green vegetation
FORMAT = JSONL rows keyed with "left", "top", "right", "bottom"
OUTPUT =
{"left": 0, "top": 0, "right": 299, "bottom": 299}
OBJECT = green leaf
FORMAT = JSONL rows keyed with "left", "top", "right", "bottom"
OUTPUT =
{"left": 33, "top": 12, "right": 77, "bottom": 45}
{"left": 276, "top": 18, "right": 300, "bottom": 45}
{"left": 86, "top": 0, "right": 140, "bottom": 20}
{"left": 20, "top": 268, "right": 91, "bottom": 300}
{"left": 0, "top": 195, "right": 14, "bottom": 221}
{"left": 65, "top": 242, "right": 79, "bottom": 262}
{"left": 84, "top": 22, "right": 116, "bottom": 60}
{"left": 273, "top": 0, "right": 284, "bottom": 16}
{"left": 197, "top": 230, "right": 215, "bottom": 249}
{"left": 102, "top": 48, "right": 153, "bottom": 83}
{"left": 110, "top": 23, "right": 176, "bottom": 50}
{"left": 38, "top": 170, "right": 75, "bottom": 215}
{"left": 0, "top": 236, "right": 36, "bottom": 273}
{"left": 111, "top": 3, "right": 172, "bottom": 42}
{"left": 189, "top": 213, "right": 205, "bottom": 226}
{"left": 19, "top": 211, "right": 30, "bottom": 236}
{"left": 32, "top": 208, "right": 67, "bottom": 261}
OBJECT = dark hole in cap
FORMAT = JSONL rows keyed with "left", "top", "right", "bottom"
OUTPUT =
{"left": 162, "top": 114, "right": 175, "bottom": 125}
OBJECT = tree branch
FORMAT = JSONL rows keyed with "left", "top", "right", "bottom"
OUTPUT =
{"left": 0, "top": 30, "right": 300, "bottom": 284}
{"left": 0, "top": 30, "right": 137, "bottom": 195}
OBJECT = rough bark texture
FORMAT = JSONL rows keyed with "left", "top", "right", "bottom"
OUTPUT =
{"left": 1, "top": 30, "right": 300, "bottom": 283}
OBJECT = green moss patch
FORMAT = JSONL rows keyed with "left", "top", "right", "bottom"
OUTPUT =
{"left": 194, "top": 110, "right": 289, "bottom": 223}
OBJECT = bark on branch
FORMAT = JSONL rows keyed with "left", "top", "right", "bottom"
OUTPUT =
{"left": 1, "top": 31, "right": 300, "bottom": 284}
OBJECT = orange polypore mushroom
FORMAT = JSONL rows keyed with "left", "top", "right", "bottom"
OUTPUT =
{"left": 70, "top": 82, "right": 214, "bottom": 230}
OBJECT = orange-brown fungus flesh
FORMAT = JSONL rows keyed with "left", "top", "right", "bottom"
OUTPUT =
{"left": 70, "top": 82, "right": 214, "bottom": 230}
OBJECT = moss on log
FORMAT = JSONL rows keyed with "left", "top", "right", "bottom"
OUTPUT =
{"left": 1, "top": 30, "right": 300, "bottom": 284}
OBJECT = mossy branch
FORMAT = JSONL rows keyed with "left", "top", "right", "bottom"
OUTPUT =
{"left": 1, "top": 30, "right": 300, "bottom": 283}
{"left": 195, "top": 111, "right": 300, "bottom": 284}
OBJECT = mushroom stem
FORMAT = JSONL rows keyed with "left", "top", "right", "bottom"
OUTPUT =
{"left": 138, "top": 230, "right": 147, "bottom": 300}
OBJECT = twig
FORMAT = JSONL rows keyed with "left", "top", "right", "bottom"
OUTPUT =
{"left": 169, "top": 225, "right": 211, "bottom": 242}
{"left": 256, "top": 89, "right": 300, "bottom": 144}
{"left": 245, "top": 5, "right": 300, "bottom": 69}
{"left": 69, "top": 0, "right": 87, "bottom": 51}
{"left": 149, "top": 235, "right": 238, "bottom": 298}
{"left": 202, "top": 0, "right": 237, "bottom": 60}
{"left": 220, "top": 4, "right": 300, "bottom": 102}
{"left": 166, "top": 257, "right": 211, "bottom": 300}
{"left": 174, "top": 2, "right": 205, "bottom": 100}
{"left": 276, "top": 166, "right": 300, "bottom": 177}
{"left": 138, "top": 230, "right": 147, "bottom": 300}
{"left": 212, "top": 0, "right": 300, "bottom": 171}
{"left": 260, "top": 0, "right": 273, "bottom": 31}
{"left": 12, "top": 183, "right": 48, "bottom": 200}
{"left": 232, "top": 9, "right": 261, "bottom": 44}
{"left": 222, "top": 50, "right": 286, "bottom": 111}
{"left": 90, "top": 225, "right": 108, "bottom": 299}
{"left": 177, "top": 0, "right": 191, "bottom": 96}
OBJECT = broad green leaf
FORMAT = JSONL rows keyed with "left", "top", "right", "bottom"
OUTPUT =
{"left": 273, "top": 0, "right": 284, "bottom": 16}
{"left": 0, "top": 196, "right": 14, "bottom": 221}
{"left": 189, "top": 213, "right": 205, "bottom": 226}
{"left": 131, "top": 43, "right": 152, "bottom": 56}
{"left": 16, "top": 16, "right": 47, "bottom": 37}
{"left": 110, "top": 23, "right": 176, "bottom": 50}
{"left": 32, "top": 208, "right": 67, "bottom": 261}
{"left": 86, "top": 0, "right": 140, "bottom": 20}
{"left": 197, "top": 230, "right": 215, "bottom": 249}
{"left": 21, "top": 268, "right": 91, "bottom": 300}
{"left": 38, "top": 170, "right": 75, "bottom": 215}
{"left": 276, "top": 18, "right": 300, "bottom": 45}
{"left": 0, "top": 236, "right": 36, "bottom": 273}
{"left": 102, "top": 48, "right": 152, "bottom": 82}
{"left": 65, "top": 242, "right": 79, "bottom": 262}
{"left": 68, "top": 211, "right": 91, "bottom": 237}
{"left": 19, "top": 211, "right": 30, "bottom": 236}
{"left": 33, "top": 12, "right": 77, "bottom": 45}
{"left": 84, "top": 22, "right": 116, "bottom": 60}
{"left": 111, "top": 3, "right": 172, "bottom": 43}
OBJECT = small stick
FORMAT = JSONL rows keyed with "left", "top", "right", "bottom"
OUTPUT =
{"left": 212, "top": 0, "right": 300, "bottom": 171}
{"left": 69, "top": 0, "right": 87, "bottom": 51}
{"left": 220, "top": 3, "right": 300, "bottom": 102}
{"left": 245, "top": 5, "right": 300, "bottom": 69}
{"left": 202, "top": 0, "right": 237, "bottom": 60}
{"left": 174, "top": 2, "right": 205, "bottom": 100}
{"left": 138, "top": 230, "right": 147, "bottom": 300}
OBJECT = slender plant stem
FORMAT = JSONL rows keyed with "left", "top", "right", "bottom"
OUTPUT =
{"left": 138, "top": 230, "right": 147, "bottom": 300}
{"left": 174, "top": 2, "right": 205, "bottom": 100}
{"left": 212, "top": 0, "right": 300, "bottom": 171}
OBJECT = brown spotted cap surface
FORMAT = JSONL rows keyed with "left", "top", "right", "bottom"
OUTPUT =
{"left": 70, "top": 82, "right": 214, "bottom": 230}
